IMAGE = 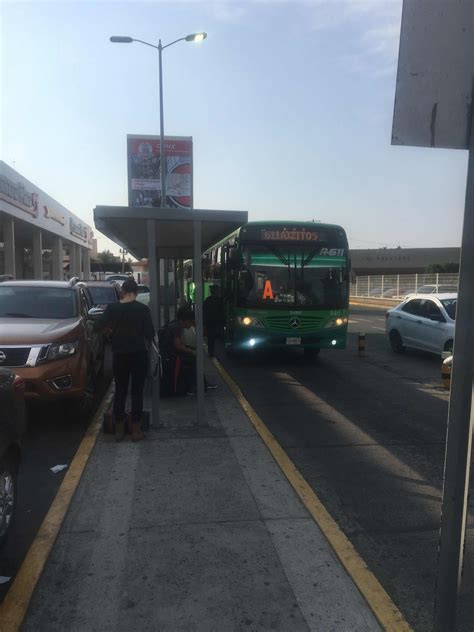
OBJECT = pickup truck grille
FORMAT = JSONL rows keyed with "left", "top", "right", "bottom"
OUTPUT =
{"left": 0, "top": 347, "right": 31, "bottom": 368}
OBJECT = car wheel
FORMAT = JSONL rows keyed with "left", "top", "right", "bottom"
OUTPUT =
{"left": 304, "top": 348, "right": 320, "bottom": 363}
{"left": 444, "top": 340, "right": 453, "bottom": 353}
{"left": 0, "top": 454, "right": 18, "bottom": 548}
{"left": 390, "top": 330, "right": 405, "bottom": 353}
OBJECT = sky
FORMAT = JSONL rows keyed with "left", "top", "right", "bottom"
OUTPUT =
{"left": 1, "top": 0, "right": 469, "bottom": 255}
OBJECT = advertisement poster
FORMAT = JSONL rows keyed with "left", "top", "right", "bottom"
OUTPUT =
{"left": 127, "top": 135, "right": 193, "bottom": 209}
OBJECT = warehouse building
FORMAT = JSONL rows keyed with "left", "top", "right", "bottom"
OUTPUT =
{"left": 0, "top": 161, "right": 93, "bottom": 280}
{"left": 350, "top": 246, "right": 460, "bottom": 275}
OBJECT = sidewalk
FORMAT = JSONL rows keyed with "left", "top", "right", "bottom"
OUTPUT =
{"left": 21, "top": 359, "right": 382, "bottom": 632}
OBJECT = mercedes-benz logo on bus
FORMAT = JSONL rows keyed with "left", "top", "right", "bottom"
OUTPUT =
{"left": 290, "top": 318, "right": 300, "bottom": 329}
{"left": 0, "top": 351, "right": 6, "bottom": 364}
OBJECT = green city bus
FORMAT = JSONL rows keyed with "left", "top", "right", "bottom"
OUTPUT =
{"left": 203, "top": 221, "right": 350, "bottom": 360}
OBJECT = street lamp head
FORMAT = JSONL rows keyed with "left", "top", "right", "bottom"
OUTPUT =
{"left": 185, "top": 32, "right": 207, "bottom": 43}
{"left": 110, "top": 36, "right": 133, "bottom": 43}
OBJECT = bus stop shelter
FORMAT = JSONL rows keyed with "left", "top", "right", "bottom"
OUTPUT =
{"left": 94, "top": 206, "right": 248, "bottom": 426}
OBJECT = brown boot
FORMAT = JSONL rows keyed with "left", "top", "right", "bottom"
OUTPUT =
{"left": 115, "top": 419, "right": 125, "bottom": 442}
{"left": 131, "top": 422, "right": 145, "bottom": 442}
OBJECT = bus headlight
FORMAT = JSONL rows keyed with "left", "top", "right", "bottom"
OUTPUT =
{"left": 236, "top": 316, "right": 264, "bottom": 328}
{"left": 324, "top": 317, "right": 348, "bottom": 328}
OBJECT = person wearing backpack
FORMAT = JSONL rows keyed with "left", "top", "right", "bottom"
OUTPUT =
{"left": 94, "top": 278, "right": 155, "bottom": 441}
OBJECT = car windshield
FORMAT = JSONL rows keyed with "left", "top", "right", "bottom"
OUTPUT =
{"left": 88, "top": 286, "right": 118, "bottom": 305}
{"left": 237, "top": 245, "right": 348, "bottom": 310}
{"left": 0, "top": 287, "right": 77, "bottom": 319}
{"left": 441, "top": 298, "right": 457, "bottom": 320}
{"left": 137, "top": 286, "right": 150, "bottom": 294}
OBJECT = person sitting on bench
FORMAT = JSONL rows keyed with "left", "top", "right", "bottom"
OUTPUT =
{"left": 160, "top": 307, "right": 197, "bottom": 396}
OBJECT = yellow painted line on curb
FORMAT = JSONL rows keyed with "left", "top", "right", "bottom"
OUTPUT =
{"left": 0, "top": 386, "right": 114, "bottom": 632}
{"left": 212, "top": 357, "right": 413, "bottom": 632}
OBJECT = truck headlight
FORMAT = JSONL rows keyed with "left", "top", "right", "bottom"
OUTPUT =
{"left": 324, "top": 317, "right": 348, "bottom": 328}
{"left": 236, "top": 316, "right": 264, "bottom": 328}
{"left": 41, "top": 341, "right": 79, "bottom": 362}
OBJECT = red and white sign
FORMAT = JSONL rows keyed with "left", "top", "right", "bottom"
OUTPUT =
{"left": 127, "top": 135, "right": 193, "bottom": 209}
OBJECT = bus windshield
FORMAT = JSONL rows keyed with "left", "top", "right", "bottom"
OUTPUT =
{"left": 237, "top": 245, "right": 348, "bottom": 310}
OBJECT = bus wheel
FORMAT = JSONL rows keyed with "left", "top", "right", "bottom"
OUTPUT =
{"left": 304, "top": 348, "right": 320, "bottom": 363}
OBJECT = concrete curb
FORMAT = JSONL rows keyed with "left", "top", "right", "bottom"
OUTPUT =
{"left": 0, "top": 384, "right": 115, "bottom": 632}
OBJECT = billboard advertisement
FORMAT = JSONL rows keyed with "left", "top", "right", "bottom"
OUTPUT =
{"left": 127, "top": 134, "right": 193, "bottom": 209}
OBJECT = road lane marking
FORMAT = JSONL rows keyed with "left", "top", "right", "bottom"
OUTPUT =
{"left": 0, "top": 386, "right": 114, "bottom": 632}
{"left": 350, "top": 301, "right": 395, "bottom": 309}
{"left": 213, "top": 358, "right": 413, "bottom": 632}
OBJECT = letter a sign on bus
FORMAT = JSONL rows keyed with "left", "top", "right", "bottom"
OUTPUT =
{"left": 392, "top": 3, "right": 473, "bottom": 631}
{"left": 263, "top": 280, "right": 274, "bottom": 300}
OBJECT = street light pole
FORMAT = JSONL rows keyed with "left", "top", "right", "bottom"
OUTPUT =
{"left": 110, "top": 32, "right": 207, "bottom": 211}
{"left": 158, "top": 39, "right": 166, "bottom": 208}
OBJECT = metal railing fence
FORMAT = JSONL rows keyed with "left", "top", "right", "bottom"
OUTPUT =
{"left": 350, "top": 273, "right": 459, "bottom": 299}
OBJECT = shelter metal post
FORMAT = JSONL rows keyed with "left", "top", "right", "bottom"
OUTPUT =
{"left": 433, "top": 95, "right": 474, "bottom": 632}
{"left": 156, "top": 258, "right": 162, "bottom": 329}
{"left": 193, "top": 219, "right": 205, "bottom": 425}
{"left": 147, "top": 219, "right": 160, "bottom": 427}
{"left": 173, "top": 258, "right": 178, "bottom": 315}
{"left": 179, "top": 259, "right": 186, "bottom": 306}
{"left": 164, "top": 259, "right": 170, "bottom": 324}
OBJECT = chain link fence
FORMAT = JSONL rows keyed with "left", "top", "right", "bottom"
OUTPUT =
{"left": 350, "top": 273, "right": 459, "bottom": 299}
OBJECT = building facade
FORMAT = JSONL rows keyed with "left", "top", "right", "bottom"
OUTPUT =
{"left": 0, "top": 161, "right": 93, "bottom": 280}
{"left": 350, "top": 247, "right": 460, "bottom": 276}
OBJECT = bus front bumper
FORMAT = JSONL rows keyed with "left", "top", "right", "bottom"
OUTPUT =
{"left": 231, "top": 326, "right": 348, "bottom": 350}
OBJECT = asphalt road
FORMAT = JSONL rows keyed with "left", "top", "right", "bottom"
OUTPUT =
{"left": 0, "top": 349, "right": 113, "bottom": 602}
{"left": 217, "top": 305, "right": 473, "bottom": 632}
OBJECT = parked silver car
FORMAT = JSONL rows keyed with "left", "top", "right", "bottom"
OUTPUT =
{"left": 385, "top": 293, "right": 456, "bottom": 356}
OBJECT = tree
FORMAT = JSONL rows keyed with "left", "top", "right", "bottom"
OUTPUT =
{"left": 426, "top": 262, "right": 459, "bottom": 273}
{"left": 93, "top": 250, "right": 132, "bottom": 273}
{"left": 96, "top": 249, "right": 120, "bottom": 266}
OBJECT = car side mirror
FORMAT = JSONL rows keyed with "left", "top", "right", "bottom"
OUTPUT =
{"left": 430, "top": 313, "right": 445, "bottom": 323}
{"left": 88, "top": 307, "right": 103, "bottom": 321}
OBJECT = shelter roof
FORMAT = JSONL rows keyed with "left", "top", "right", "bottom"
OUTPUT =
{"left": 94, "top": 206, "right": 248, "bottom": 259}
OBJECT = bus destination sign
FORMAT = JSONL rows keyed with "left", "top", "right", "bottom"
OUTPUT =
{"left": 260, "top": 228, "right": 319, "bottom": 242}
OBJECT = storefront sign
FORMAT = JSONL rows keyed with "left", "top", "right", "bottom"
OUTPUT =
{"left": 0, "top": 161, "right": 93, "bottom": 250}
{"left": 0, "top": 174, "right": 39, "bottom": 218}
{"left": 44, "top": 205, "right": 65, "bottom": 226}
{"left": 70, "top": 218, "right": 89, "bottom": 242}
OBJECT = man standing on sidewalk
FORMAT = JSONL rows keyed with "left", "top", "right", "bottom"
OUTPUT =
{"left": 94, "top": 278, "right": 155, "bottom": 441}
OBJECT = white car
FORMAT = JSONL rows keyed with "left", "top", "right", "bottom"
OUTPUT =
{"left": 105, "top": 274, "right": 131, "bottom": 287}
{"left": 135, "top": 285, "right": 150, "bottom": 306}
{"left": 386, "top": 293, "right": 456, "bottom": 356}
